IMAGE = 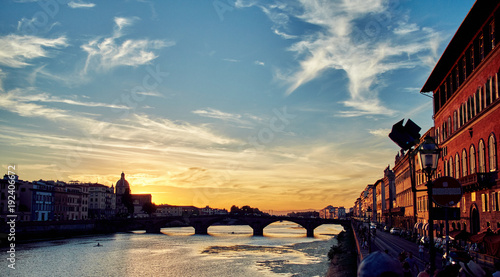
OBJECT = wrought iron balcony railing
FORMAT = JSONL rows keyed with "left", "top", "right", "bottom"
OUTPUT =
{"left": 459, "top": 172, "right": 498, "bottom": 192}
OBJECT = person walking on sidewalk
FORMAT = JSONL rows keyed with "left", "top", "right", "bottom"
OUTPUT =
{"left": 405, "top": 252, "right": 419, "bottom": 276}
{"left": 418, "top": 242, "right": 425, "bottom": 260}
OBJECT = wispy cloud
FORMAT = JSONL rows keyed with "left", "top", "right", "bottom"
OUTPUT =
{"left": 0, "top": 90, "right": 81, "bottom": 120}
{"left": 273, "top": 29, "right": 298, "bottom": 39}
{"left": 193, "top": 108, "right": 242, "bottom": 121}
{"left": 11, "top": 90, "right": 130, "bottom": 109}
{"left": 244, "top": 0, "right": 441, "bottom": 117}
{"left": 254, "top": 60, "right": 265, "bottom": 66}
{"left": 17, "top": 17, "right": 60, "bottom": 34}
{"left": 129, "top": 113, "right": 239, "bottom": 145}
{"left": 369, "top": 128, "right": 390, "bottom": 137}
{"left": 222, "top": 58, "right": 240, "bottom": 63}
{"left": 134, "top": 91, "right": 164, "bottom": 98}
{"left": 68, "top": 1, "right": 95, "bottom": 9}
{"left": 81, "top": 17, "right": 174, "bottom": 73}
{"left": 0, "top": 88, "right": 241, "bottom": 178}
{"left": 0, "top": 69, "right": 5, "bottom": 92}
{"left": 393, "top": 21, "right": 419, "bottom": 35}
{"left": 0, "top": 89, "right": 130, "bottom": 122}
{"left": 0, "top": 88, "right": 237, "bottom": 147}
{"left": 192, "top": 107, "right": 261, "bottom": 126}
{"left": 0, "top": 35, "right": 68, "bottom": 68}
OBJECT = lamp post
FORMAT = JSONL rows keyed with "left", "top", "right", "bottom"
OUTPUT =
{"left": 367, "top": 207, "right": 372, "bottom": 253}
{"left": 417, "top": 136, "right": 440, "bottom": 275}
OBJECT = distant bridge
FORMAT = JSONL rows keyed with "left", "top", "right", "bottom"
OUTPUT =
{"left": 119, "top": 215, "right": 349, "bottom": 237}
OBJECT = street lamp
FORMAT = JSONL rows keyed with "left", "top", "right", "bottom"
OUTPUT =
{"left": 417, "top": 136, "right": 440, "bottom": 175}
{"left": 417, "top": 136, "right": 440, "bottom": 274}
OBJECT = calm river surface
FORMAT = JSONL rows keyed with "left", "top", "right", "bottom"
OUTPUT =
{"left": 7, "top": 222, "right": 343, "bottom": 277}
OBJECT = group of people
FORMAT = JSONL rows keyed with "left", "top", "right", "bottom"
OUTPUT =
{"left": 396, "top": 251, "right": 419, "bottom": 276}
{"left": 357, "top": 223, "right": 375, "bottom": 250}
{"left": 357, "top": 250, "right": 499, "bottom": 277}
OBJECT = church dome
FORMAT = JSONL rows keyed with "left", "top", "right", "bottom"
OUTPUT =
{"left": 115, "top": 172, "right": 130, "bottom": 194}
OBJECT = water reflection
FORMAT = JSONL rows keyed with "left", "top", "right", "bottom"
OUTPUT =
{"left": 11, "top": 222, "right": 342, "bottom": 277}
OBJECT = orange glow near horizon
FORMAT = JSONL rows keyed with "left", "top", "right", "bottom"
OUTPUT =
{"left": 19, "top": 168, "right": 363, "bottom": 212}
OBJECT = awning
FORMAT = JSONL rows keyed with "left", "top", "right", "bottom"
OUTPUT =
{"left": 450, "top": 230, "right": 472, "bottom": 240}
{"left": 470, "top": 228, "right": 494, "bottom": 243}
{"left": 470, "top": 232, "right": 488, "bottom": 243}
{"left": 484, "top": 234, "right": 500, "bottom": 256}
{"left": 423, "top": 223, "right": 439, "bottom": 231}
{"left": 414, "top": 222, "right": 423, "bottom": 229}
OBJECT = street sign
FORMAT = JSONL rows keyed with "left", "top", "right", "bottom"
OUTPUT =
{"left": 431, "top": 207, "right": 461, "bottom": 220}
{"left": 432, "top": 176, "right": 462, "bottom": 207}
{"left": 388, "top": 119, "right": 421, "bottom": 150}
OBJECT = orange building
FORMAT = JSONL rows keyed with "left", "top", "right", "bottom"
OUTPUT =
{"left": 421, "top": 0, "right": 500, "bottom": 234}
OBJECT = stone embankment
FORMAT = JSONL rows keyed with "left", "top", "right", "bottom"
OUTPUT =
{"left": 326, "top": 224, "right": 358, "bottom": 277}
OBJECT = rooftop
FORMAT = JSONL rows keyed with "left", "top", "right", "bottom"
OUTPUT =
{"left": 421, "top": 0, "right": 499, "bottom": 92}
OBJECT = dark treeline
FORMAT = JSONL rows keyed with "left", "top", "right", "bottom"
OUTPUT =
{"left": 287, "top": 211, "right": 320, "bottom": 218}
{"left": 229, "top": 205, "right": 269, "bottom": 216}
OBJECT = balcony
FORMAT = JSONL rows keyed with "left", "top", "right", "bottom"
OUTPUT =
{"left": 459, "top": 172, "right": 498, "bottom": 192}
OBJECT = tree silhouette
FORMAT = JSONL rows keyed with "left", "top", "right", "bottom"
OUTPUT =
{"left": 142, "top": 202, "right": 157, "bottom": 216}
{"left": 121, "top": 189, "right": 135, "bottom": 217}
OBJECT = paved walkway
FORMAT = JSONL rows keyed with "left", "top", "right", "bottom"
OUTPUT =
{"left": 352, "top": 222, "right": 443, "bottom": 275}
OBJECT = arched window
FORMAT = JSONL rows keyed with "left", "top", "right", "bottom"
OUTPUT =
{"left": 442, "top": 123, "right": 446, "bottom": 140}
{"left": 467, "top": 97, "right": 472, "bottom": 120}
{"left": 459, "top": 105, "right": 463, "bottom": 127}
{"left": 448, "top": 117, "right": 452, "bottom": 136}
{"left": 444, "top": 158, "right": 449, "bottom": 176}
{"left": 475, "top": 88, "right": 480, "bottom": 114}
{"left": 489, "top": 134, "right": 497, "bottom": 171}
{"left": 479, "top": 140, "right": 486, "bottom": 173}
{"left": 453, "top": 111, "right": 458, "bottom": 132}
{"left": 495, "top": 70, "right": 499, "bottom": 102}
{"left": 455, "top": 153, "right": 461, "bottom": 179}
{"left": 482, "top": 85, "right": 486, "bottom": 110}
{"left": 471, "top": 95, "right": 475, "bottom": 117}
{"left": 470, "top": 145, "right": 476, "bottom": 174}
{"left": 486, "top": 78, "right": 492, "bottom": 106}
{"left": 462, "top": 149, "right": 468, "bottom": 177}
{"left": 449, "top": 156, "right": 454, "bottom": 177}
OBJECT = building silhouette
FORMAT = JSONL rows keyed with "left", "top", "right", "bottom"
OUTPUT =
{"left": 115, "top": 172, "right": 152, "bottom": 218}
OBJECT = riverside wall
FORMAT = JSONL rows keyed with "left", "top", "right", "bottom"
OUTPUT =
{"left": 0, "top": 219, "right": 128, "bottom": 245}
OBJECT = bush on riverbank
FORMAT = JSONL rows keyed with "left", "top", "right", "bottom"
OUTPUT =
{"left": 326, "top": 227, "right": 357, "bottom": 277}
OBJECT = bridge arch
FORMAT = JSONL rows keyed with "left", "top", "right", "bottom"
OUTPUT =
{"left": 187, "top": 216, "right": 339, "bottom": 237}
{"left": 125, "top": 216, "right": 348, "bottom": 237}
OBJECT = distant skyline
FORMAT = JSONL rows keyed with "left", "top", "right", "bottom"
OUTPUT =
{"left": 0, "top": 0, "right": 475, "bottom": 211}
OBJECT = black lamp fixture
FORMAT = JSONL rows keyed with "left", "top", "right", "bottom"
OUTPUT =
{"left": 417, "top": 136, "right": 440, "bottom": 178}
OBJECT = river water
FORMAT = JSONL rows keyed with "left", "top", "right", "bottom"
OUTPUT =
{"left": 6, "top": 222, "right": 343, "bottom": 277}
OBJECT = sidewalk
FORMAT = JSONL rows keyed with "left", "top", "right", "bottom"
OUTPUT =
{"left": 352, "top": 221, "right": 443, "bottom": 274}
{"left": 352, "top": 222, "right": 380, "bottom": 262}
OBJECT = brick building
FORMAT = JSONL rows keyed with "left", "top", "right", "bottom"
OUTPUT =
{"left": 374, "top": 179, "right": 384, "bottom": 224}
{"left": 382, "top": 166, "right": 396, "bottom": 227}
{"left": 53, "top": 181, "right": 89, "bottom": 221}
{"left": 421, "top": 0, "right": 500, "bottom": 234}
{"left": 393, "top": 149, "right": 415, "bottom": 231}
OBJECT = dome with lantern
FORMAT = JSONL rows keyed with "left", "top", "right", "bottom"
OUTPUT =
{"left": 115, "top": 172, "right": 130, "bottom": 195}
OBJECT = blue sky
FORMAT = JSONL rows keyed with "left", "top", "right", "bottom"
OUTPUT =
{"left": 0, "top": 0, "right": 475, "bottom": 211}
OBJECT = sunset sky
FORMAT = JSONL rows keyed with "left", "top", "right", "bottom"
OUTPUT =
{"left": 0, "top": 0, "right": 475, "bottom": 212}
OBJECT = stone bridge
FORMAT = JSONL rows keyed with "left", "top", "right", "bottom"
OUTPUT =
{"left": 124, "top": 215, "right": 349, "bottom": 237}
